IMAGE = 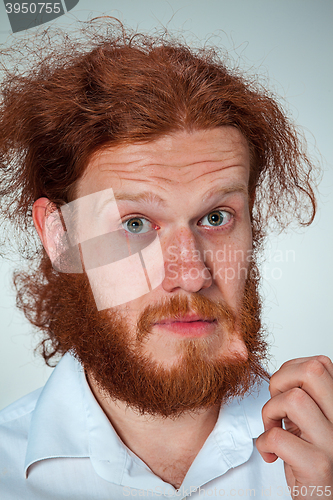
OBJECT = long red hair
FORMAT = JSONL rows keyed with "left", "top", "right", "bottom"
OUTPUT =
{"left": 0, "top": 20, "right": 317, "bottom": 365}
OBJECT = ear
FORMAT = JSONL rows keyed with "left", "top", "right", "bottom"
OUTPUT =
{"left": 32, "top": 197, "right": 67, "bottom": 266}
{"left": 32, "top": 198, "right": 83, "bottom": 273}
{"left": 32, "top": 197, "right": 56, "bottom": 257}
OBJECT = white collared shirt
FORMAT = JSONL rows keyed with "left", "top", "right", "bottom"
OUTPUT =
{"left": 0, "top": 353, "right": 291, "bottom": 499}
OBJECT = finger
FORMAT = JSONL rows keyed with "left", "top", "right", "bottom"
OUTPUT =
{"left": 256, "top": 427, "right": 332, "bottom": 486}
{"left": 277, "top": 356, "right": 333, "bottom": 379}
{"left": 257, "top": 426, "right": 312, "bottom": 466}
{"left": 269, "top": 357, "right": 333, "bottom": 422}
{"left": 262, "top": 388, "right": 333, "bottom": 452}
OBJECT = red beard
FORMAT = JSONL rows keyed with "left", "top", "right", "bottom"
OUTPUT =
{"left": 40, "top": 260, "right": 268, "bottom": 417}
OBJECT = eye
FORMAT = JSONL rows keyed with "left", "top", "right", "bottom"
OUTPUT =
{"left": 123, "top": 217, "right": 154, "bottom": 234}
{"left": 199, "top": 210, "right": 233, "bottom": 228}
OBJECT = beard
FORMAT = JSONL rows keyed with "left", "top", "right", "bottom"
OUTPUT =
{"left": 35, "top": 258, "right": 269, "bottom": 418}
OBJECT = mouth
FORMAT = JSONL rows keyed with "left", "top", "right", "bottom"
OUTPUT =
{"left": 154, "top": 314, "right": 217, "bottom": 337}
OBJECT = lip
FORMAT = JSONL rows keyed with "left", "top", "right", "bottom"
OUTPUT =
{"left": 154, "top": 314, "right": 217, "bottom": 337}
{"left": 156, "top": 314, "right": 215, "bottom": 325}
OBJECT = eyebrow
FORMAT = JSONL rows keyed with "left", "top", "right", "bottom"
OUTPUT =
{"left": 114, "top": 191, "right": 166, "bottom": 205}
{"left": 96, "top": 183, "right": 248, "bottom": 218}
{"left": 94, "top": 190, "right": 165, "bottom": 218}
{"left": 202, "top": 183, "right": 249, "bottom": 203}
{"left": 115, "top": 183, "right": 248, "bottom": 204}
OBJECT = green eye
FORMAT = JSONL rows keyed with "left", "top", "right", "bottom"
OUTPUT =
{"left": 200, "top": 210, "right": 232, "bottom": 227}
{"left": 208, "top": 211, "right": 224, "bottom": 226}
{"left": 123, "top": 217, "right": 152, "bottom": 234}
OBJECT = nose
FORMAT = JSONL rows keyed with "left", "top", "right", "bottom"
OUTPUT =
{"left": 162, "top": 226, "right": 213, "bottom": 293}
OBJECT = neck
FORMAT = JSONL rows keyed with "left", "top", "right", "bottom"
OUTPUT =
{"left": 86, "top": 373, "right": 220, "bottom": 489}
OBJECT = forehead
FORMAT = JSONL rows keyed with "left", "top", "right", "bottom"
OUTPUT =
{"left": 76, "top": 127, "right": 250, "bottom": 199}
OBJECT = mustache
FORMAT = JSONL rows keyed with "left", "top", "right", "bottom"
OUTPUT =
{"left": 136, "top": 294, "right": 236, "bottom": 342}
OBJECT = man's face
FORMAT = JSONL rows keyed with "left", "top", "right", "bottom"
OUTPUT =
{"left": 76, "top": 127, "right": 252, "bottom": 368}
{"left": 38, "top": 126, "right": 267, "bottom": 417}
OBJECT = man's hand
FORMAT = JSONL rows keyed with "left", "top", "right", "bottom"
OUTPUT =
{"left": 256, "top": 356, "right": 333, "bottom": 499}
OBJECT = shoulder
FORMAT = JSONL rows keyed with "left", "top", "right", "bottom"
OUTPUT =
{"left": 0, "top": 388, "right": 42, "bottom": 466}
{"left": 0, "top": 389, "right": 41, "bottom": 495}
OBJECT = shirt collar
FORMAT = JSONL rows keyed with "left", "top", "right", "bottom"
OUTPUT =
{"left": 180, "top": 380, "right": 268, "bottom": 493}
{"left": 24, "top": 353, "right": 90, "bottom": 477}
{"left": 25, "top": 352, "right": 268, "bottom": 492}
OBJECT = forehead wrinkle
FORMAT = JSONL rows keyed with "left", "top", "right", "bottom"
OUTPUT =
{"left": 97, "top": 156, "right": 245, "bottom": 174}
{"left": 143, "top": 157, "right": 235, "bottom": 169}
{"left": 114, "top": 190, "right": 166, "bottom": 206}
{"left": 132, "top": 162, "right": 248, "bottom": 187}
{"left": 109, "top": 179, "right": 248, "bottom": 214}
{"left": 151, "top": 164, "right": 248, "bottom": 191}
{"left": 80, "top": 130, "right": 250, "bottom": 200}
{"left": 202, "top": 183, "right": 249, "bottom": 203}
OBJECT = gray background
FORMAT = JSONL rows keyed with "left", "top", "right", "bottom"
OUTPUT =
{"left": 0, "top": 0, "right": 332, "bottom": 410}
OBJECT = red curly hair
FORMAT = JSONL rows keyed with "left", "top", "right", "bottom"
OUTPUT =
{"left": 0, "top": 20, "right": 318, "bottom": 365}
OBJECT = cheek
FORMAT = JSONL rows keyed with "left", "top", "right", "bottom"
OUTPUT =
{"left": 209, "top": 235, "right": 252, "bottom": 289}
{"left": 116, "top": 294, "right": 156, "bottom": 333}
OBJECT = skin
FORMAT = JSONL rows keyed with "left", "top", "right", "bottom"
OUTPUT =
{"left": 33, "top": 128, "right": 333, "bottom": 495}
{"left": 257, "top": 356, "right": 333, "bottom": 499}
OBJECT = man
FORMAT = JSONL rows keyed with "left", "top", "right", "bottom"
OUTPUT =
{"left": 0, "top": 21, "right": 332, "bottom": 499}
